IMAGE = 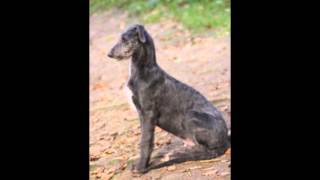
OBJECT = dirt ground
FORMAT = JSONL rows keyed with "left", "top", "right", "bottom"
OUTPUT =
{"left": 90, "top": 10, "right": 231, "bottom": 180}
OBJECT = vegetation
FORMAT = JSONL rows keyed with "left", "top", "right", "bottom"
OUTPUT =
{"left": 90, "top": 0, "right": 230, "bottom": 33}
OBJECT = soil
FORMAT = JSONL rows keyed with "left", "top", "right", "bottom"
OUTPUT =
{"left": 90, "top": 10, "right": 231, "bottom": 180}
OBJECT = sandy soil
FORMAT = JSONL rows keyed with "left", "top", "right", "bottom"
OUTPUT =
{"left": 90, "top": 10, "right": 231, "bottom": 180}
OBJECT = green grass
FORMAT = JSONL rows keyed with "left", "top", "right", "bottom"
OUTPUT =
{"left": 90, "top": 0, "right": 230, "bottom": 33}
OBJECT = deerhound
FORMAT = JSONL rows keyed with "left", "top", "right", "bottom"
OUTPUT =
{"left": 108, "top": 24, "right": 229, "bottom": 174}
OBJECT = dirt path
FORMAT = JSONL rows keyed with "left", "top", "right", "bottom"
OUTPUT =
{"left": 90, "top": 10, "right": 230, "bottom": 180}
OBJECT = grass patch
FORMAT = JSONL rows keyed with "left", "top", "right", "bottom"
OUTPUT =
{"left": 107, "top": 159, "right": 121, "bottom": 166}
{"left": 90, "top": 0, "right": 230, "bottom": 33}
{"left": 90, "top": 164, "right": 100, "bottom": 171}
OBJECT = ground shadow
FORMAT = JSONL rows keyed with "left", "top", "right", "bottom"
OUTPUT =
{"left": 145, "top": 140, "right": 225, "bottom": 172}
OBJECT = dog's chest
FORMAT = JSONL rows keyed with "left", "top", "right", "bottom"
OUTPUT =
{"left": 125, "top": 73, "right": 134, "bottom": 110}
{"left": 124, "top": 84, "right": 135, "bottom": 111}
{"left": 125, "top": 61, "right": 139, "bottom": 110}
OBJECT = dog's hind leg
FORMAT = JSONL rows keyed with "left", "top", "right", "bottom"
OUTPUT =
{"left": 186, "top": 111, "right": 229, "bottom": 153}
{"left": 194, "top": 129, "right": 229, "bottom": 156}
{"left": 180, "top": 112, "right": 230, "bottom": 156}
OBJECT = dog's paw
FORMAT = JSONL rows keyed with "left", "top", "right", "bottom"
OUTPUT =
{"left": 131, "top": 163, "right": 148, "bottom": 175}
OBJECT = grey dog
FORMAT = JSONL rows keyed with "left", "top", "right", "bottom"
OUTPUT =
{"left": 108, "top": 24, "right": 230, "bottom": 174}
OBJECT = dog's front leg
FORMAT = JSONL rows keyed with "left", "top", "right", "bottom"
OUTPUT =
{"left": 133, "top": 111, "right": 155, "bottom": 174}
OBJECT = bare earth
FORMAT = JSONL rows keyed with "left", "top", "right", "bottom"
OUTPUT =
{"left": 90, "top": 10, "right": 231, "bottom": 180}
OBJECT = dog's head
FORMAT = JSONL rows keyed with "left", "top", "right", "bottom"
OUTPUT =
{"left": 108, "top": 24, "right": 147, "bottom": 60}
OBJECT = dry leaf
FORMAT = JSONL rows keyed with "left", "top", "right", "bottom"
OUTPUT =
{"left": 156, "top": 138, "right": 171, "bottom": 146}
{"left": 109, "top": 132, "right": 118, "bottom": 141}
{"left": 225, "top": 148, "right": 231, "bottom": 154}
{"left": 189, "top": 166, "right": 202, "bottom": 170}
{"left": 202, "top": 169, "right": 218, "bottom": 176}
{"left": 104, "top": 149, "right": 114, "bottom": 155}
{"left": 203, "top": 166, "right": 215, "bottom": 171}
{"left": 167, "top": 165, "right": 176, "bottom": 171}
{"left": 221, "top": 159, "right": 229, "bottom": 163}
{"left": 119, "top": 139, "right": 128, "bottom": 145}
{"left": 90, "top": 155, "right": 100, "bottom": 161}
{"left": 165, "top": 139, "right": 171, "bottom": 145}
{"left": 106, "top": 167, "right": 116, "bottom": 174}
{"left": 91, "top": 167, "right": 105, "bottom": 176}
{"left": 95, "top": 174, "right": 102, "bottom": 178}
{"left": 101, "top": 170, "right": 115, "bottom": 180}
{"left": 120, "top": 162, "right": 127, "bottom": 170}
{"left": 200, "top": 158, "right": 221, "bottom": 163}
{"left": 160, "top": 153, "right": 171, "bottom": 162}
{"left": 155, "top": 127, "right": 162, "bottom": 133}
{"left": 128, "top": 154, "right": 139, "bottom": 161}
{"left": 92, "top": 83, "right": 108, "bottom": 91}
{"left": 155, "top": 140, "right": 162, "bottom": 146}
{"left": 126, "top": 136, "right": 137, "bottom": 143}
{"left": 121, "top": 155, "right": 129, "bottom": 161}
{"left": 220, "top": 171, "right": 230, "bottom": 176}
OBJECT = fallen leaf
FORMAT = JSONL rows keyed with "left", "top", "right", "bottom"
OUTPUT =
{"left": 220, "top": 171, "right": 230, "bottom": 176}
{"left": 131, "top": 170, "right": 143, "bottom": 177}
{"left": 119, "top": 139, "right": 128, "bottom": 145}
{"left": 91, "top": 83, "right": 108, "bottom": 91}
{"left": 90, "top": 167, "right": 105, "bottom": 176}
{"left": 189, "top": 166, "right": 202, "bottom": 170}
{"left": 101, "top": 170, "right": 115, "bottom": 180}
{"left": 121, "top": 155, "right": 129, "bottom": 161}
{"left": 155, "top": 140, "right": 163, "bottom": 146}
{"left": 155, "top": 127, "right": 162, "bottom": 133}
{"left": 126, "top": 136, "right": 137, "bottom": 143}
{"left": 120, "top": 162, "right": 127, "bottom": 170}
{"left": 221, "top": 159, "right": 230, "bottom": 163}
{"left": 104, "top": 149, "right": 114, "bottom": 155}
{"left": 165, "top": 139, "right": 171, "bottom": 145}
{"left": 90, "top": 155, "right": 100, "bottom": 161}
{"left": 110, "top": 132, "right": 118, "bottom": 141}
{"left": 203, "top": 166, "right": 215, "bottom": 171}
{"left": 200, "top": 158, "right": 222, "bottom": 163}
{"left": 128, "top": 154, "right": 139, "bottom": 161}
{"left": 160, "top": 153, "right": 171, "bottom": 162}
{"left": 173, "top": 57, "right": 182, "bottom": 63}
{"left": 106, "top": 167, "right": 116, "bottom": 174}
{"left": 90, "top": 171, "right": 98, "bottom": 175}
{"left": 160, "top": 168, "right": 167, "bottom": 173}
{"left": 95, "top": 174, "right": 102, "bottom": 178}
{"left": 202, "top": 169, "right": 218, "bottom": 176}
{"left": 225, "top": 148, "right": 231, "bottom": 154}
{"left": 156, "top": 138, "right": 171, "bottom": 146}
{"left": 163, "top": 132, "right": 169, "bottom": 136}
{"left": 167, "top": 165, "right": 176, "bottom": 171}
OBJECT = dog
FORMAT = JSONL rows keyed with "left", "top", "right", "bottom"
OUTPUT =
{"left": 108, "top": 24, "right": 229, "bottom": 174}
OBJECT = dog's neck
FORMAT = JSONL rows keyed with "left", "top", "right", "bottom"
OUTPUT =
{"left": 130, "top": 37, "right": 157, "bottom": 78}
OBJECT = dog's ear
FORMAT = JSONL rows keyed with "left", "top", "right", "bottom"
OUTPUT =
{"left": 136, "top": 25, "right": 146, "bottom": 43}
